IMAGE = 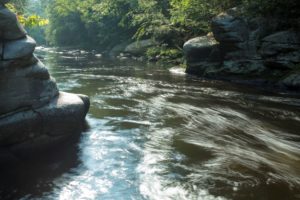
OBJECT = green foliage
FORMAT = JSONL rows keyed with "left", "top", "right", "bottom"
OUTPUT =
{"left": 29, "top": 0, "right": 300, "bottom": 60}
{"left": 146, "top": 46, "right": 182, "bottom": 62}
{"left": 7, "top": 1, "right": 49, "bottom": 28}
{"left": 43, "top": 0, "right": 241, "bottom": 50}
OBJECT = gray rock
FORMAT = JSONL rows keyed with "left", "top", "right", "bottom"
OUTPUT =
{"left": 212, "top": 12, "right": 249, "bottom": 43}
{"left": 221, "top": 60, "right": 265, "bottom": 75}
{"left": 0, "top": 61, "right": 58, "bottom": 115}
{"left": 183, "top": 36, "right": 219, "bottom": 63}
{"left": 185, "top": 61, "right": 220, "bottom": 76}
{"left": 262, "top": 31, "right": 300, "bottom": 44}
{"left": 77, "top": 94, "right": 90, "bottom": 115}
{"left": 3, "top": 36, "right": 36, "bottom": 60}
{"left": 0, "top": 55, "right": 38, "bottom": 70}
{"left": 0, "top": 92, "right": 89, "bottom": 158}
{"left": 211, "top": 11, "right": 260, "bottom": 64}
{"left": 261, "top": 31, "right": 300, "bottom": 69}
{"left": 261, "top": 42, "right": 299, "bottom": 57}
{"left": 36, "top": 92, "right": 89, "bottom": 136}
{"left": 125, "top": 39, "right": 158, "bottom": 55}
{"left": 184, "top": 8, "right": 300, "bottom": 89}
{"left": 0, "top": 6, "right": 26, "bottom": 40}
{"left": 0, "top": 4, "right": 90, "bottom": 163}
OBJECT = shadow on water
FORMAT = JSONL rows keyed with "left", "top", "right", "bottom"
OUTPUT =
{"left": 0, "top": 121, "right": 90, "bottom": 200}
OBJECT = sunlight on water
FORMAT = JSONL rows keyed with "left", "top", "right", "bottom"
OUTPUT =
{"left": 6, "top": 47, "right": 300, "bottom": 200}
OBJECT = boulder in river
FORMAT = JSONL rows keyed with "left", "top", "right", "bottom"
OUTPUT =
{"left": 0, "top": 1, "right": 90, "bottom": 164}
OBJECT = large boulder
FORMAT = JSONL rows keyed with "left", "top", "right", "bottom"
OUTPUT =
{"left": 183, "top": 36, "right": 219, "bottom": 63}
{"left": 184, "top": 35, "right": 221, "bottom": 76}
{"left": 0, "top": 4, "right": 90, "bottom": 162}
{"left": 0, "top": 92, "right": 89, "bottom": 159}
{"left": 184, "top": 7, "right": 300, "bottom": 89}
{"left": 185, "top": 11, "right": 266, "bottom": 77}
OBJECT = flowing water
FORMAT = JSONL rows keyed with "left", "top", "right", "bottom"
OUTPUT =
{"left": 1, "top": 47, "right": 300, "bottom": 200}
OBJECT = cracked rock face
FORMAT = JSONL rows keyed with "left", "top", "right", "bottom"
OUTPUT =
{"left": 185, "top": 8, "right": 300, "bottom": 89}
{"left": 0, "top": 1, "right": 90, "bottom": 163}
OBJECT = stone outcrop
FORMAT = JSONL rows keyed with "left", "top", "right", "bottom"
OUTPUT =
{"left": 183, "top": 35, "right": 221, "bottom": 76}
{"left": 0, "top": 2, "right": 90, "bottom": 163}
{"left": 108, "top": 39, "right": 159, "bottom": 61}
{"left": 124, "top": 39, "right": 159, "bottom": 56}
{"left": 184, "top": 8, "right": 300, "bottom": 90}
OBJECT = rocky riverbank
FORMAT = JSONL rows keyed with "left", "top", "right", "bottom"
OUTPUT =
{"left": 0, "top": 0, "right": 90, "bottom": 164}
{"left": 184, "top": 8, "right": 300, "bottom": 90}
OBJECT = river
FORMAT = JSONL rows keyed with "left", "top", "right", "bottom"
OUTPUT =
{"left": 1, "top": 47, "right": 300, "bottom": 200}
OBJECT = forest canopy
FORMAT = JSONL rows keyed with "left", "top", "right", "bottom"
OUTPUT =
{"left": 8, "top": 0, "right": 300, "bottom": 58}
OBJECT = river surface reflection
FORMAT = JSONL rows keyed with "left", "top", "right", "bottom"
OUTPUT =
{"left": 1, "top": 47, "right": 300, "bottom": 200}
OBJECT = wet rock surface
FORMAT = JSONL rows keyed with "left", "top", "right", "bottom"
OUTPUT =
{"left": 0, "top": 1, "right": 90, "bottom": 163}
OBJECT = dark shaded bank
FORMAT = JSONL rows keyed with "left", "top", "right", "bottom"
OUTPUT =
{"left": 0, "top": 0, "right": 90, "bottom": 164}
{"left": 184, "top": 8, "right": 300, "bottom": 91}
{"left": 0, "top": 129, "right": 82, "bottom": 199}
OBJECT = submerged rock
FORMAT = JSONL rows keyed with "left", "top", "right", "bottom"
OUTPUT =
{"left": 0, "top": 1, "right": 90, "bottom": 163}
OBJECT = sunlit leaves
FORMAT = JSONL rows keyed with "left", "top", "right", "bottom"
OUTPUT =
{"left": 19, "top": 15, "right": 49, "bottom": 27}
{"left": 7, "top": 3, "right": 49, "bottom": 27}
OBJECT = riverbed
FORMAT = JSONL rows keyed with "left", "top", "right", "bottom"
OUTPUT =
{"left": 1, "top": 47, "right": 300, "bottom": 200}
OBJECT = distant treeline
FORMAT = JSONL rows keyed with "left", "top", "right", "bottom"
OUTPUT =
{"left": 13, "top": 0, "right": 300, "bottom": 56}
